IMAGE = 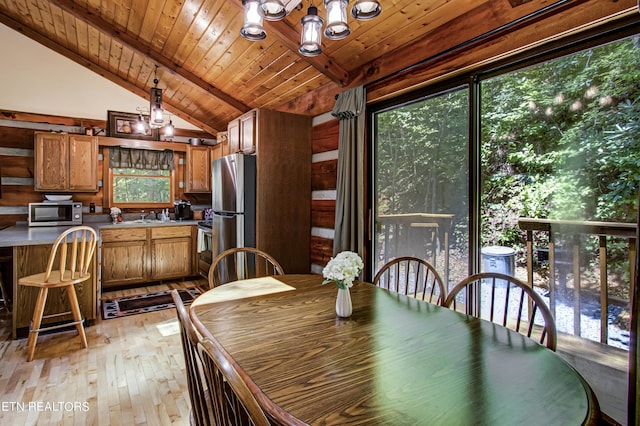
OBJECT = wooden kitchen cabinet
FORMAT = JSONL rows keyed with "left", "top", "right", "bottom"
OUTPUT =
{"left": 224, "top": 108, "right": 312, "bottom": 273}
{"left": 34, "top": 132, "right": 98, "bottom": 192}
{"left": 101, "top": 227, "right": 148, "bottom": 288}
{"left": 101, "top": 225, "right": 196, "bottom": 289}
{"left": 185, "top": 145, "right": 212, "bottom": 193}
{"left": 150, "top": 226, "right": 194, "bottom": 280}
{"left": 239, "top": 110, "right": 256, "bottom": 154}
{"left": 227, "top": 118, "right": 240, "bottom": 154}
{"left": 216, "top": 131, "right": 228, "bottom": 156}
{"left": 227, "top": 110, "right": 256, "bottom": 154}
{"left": 210, "top": 139, "right": 223, "bottom": 161}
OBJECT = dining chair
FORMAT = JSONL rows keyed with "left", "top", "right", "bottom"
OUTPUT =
{"left": 208, "top": 247, "right": 285, "bottom": 288}
{"left": 373, "top": 256, "right": 447, "bottom": 306}
{"left": 443, "top": 272, "right": 557, "bottom": 350}
{"left": 171, "top": 289, "right": 220, "bottom": 426}
{"left": 198, "top": 338, "right": 270, "bottom": 426}
{"left": 18, "top": 226, "right": 97, "bottom": 361}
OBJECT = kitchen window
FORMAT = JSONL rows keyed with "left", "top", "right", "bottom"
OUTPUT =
{"left": 107, "top": 147, "right": 175, "bottom": 207}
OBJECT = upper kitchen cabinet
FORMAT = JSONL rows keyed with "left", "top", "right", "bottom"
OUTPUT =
{"left": 185, "top": 145, "right": 212, "bottom": 193}
{"left": 216, "top": 131, "right": 228, "bottom": 156}
{"left": 227, "top": 110, "right": 257, "bottom": 155}
{"left": 185, "top": 143, "right": 225, "bottom": 193}
{"left": 34, "top": 132, "right": 98, "bottom": 192}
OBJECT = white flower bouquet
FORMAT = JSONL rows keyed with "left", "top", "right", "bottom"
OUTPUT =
{"left": 322, "top": 251, "right": 364, "bottom": 290}
{"left": 110, "top": 207, "right": 121, "bottom": 223}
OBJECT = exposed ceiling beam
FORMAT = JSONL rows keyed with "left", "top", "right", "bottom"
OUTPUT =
{"left": 50, "top": 0, "right": 251, "bottom": 115}
{"left": 0, "top": 12, "right": 220, "bottom": 135}
{"left": 230, "top": 0, "right": 351, "bottom": 87}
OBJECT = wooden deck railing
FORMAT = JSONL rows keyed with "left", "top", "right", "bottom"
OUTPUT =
{"left": 518, "top": 218, "right": 637, "bottom": 344}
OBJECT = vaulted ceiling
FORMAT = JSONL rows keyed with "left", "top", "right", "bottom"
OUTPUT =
{"left": 0, "top": 0, "right": 635, "bottom": 137}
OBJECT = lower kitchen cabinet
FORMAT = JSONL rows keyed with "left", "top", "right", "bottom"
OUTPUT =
{"left": 101, "top": 225, "right": 196, "bottom": 289}
{"left": 101, "top": 228, "right": 147, "bottom": 288}
{"left": 150, "top": 226, "right": 194, "bottom": 279}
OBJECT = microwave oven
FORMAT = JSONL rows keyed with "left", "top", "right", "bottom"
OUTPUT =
{"left": 28, "top": 201, "right": 83, "bottom": 227}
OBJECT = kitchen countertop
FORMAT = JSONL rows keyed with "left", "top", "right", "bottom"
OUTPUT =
{"left": 0, "top": 220, "right": 199, "bottom": 248}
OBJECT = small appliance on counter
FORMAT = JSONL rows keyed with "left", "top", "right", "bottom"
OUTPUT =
{"left": 28, "top": 200, "right": 83, "bottom": 227}
{"left": 174, "top": 200, "right": 192, "bottom": 220}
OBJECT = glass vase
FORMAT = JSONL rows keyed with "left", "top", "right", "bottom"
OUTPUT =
{"left": 335, "top": 288, "right": 352, "bottom": 318}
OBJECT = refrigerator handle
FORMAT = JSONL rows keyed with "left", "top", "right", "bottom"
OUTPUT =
{"left": 214, "top": 212, "right": 243, "bottom": 218}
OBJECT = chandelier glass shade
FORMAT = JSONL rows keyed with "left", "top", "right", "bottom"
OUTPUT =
{"left": 261, "top": 0, "right": 287, "bottom": 20}
{"left": 241, "top": 0, "right": 381, "bottom": 56}
{"left": 324, "top": 0, "right": 350, "bottom": 40}
{"left": 149, "top": 86, "right": 164, "bottom": 128}
{"left": 351, "top": 0, "right": 381, "bottom": 20}
{"left": 240, "top": 0, "right": 267, "bottom": 40}
{"left": 299, "top": 6, "right": 324, "bottom": 57}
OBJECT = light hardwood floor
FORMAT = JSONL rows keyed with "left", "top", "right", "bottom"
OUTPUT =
{"left": 0, "top": 279, "right": 207, "bottom": 426}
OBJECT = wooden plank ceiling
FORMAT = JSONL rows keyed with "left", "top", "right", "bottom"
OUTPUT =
{"left": 0, "top": 0, "right": 576, "bottom": 136}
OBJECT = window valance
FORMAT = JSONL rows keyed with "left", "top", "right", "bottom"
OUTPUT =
{"left": 108, "top": 147, "right": 174, "bottom": 170}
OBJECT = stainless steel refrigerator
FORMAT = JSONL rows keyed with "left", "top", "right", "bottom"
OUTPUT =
{"left": 211, "top": 153, "right": 256, "bottom": 263}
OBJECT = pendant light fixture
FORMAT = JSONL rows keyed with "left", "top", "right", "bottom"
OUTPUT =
{"left": 134, "top": 65, "right": 175, "bottom": 139}
{"left": 324, "top": 0, "right": 350, "bottom": 40}
{"left": 164, "top": 119, "right": 175, "bottom": 138}
{"left": 135, "top": 114, "right": 147, "bottom": 134}
{"left": 261, "top": 0, "right": 287, "bottom": 21}
{"left": 299, "top": 4, "right": 324, "bottom": 57}
{"left": 149, "top": 66, "right": 164, "bottom": 129}
{"left": 240, "top": 0, "right": 267, "bottom": 40}
{"left": 351, "top": 0, "right": 382, "bottom": 20}
{"left": 239, "top": 0, "right": 382, "bottom": 57}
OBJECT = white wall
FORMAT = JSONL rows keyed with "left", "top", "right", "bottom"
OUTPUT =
{"left": 0, "top": 23, "right": 199, "bottom": 131}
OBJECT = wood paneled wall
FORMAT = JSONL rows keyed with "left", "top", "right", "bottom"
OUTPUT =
{"left": 2, "top": 112, "right": 338, "bottom": 276}
{"left": 0, "top": 118, "right": 210, "bottom": 229}
{"left": 310, "top": 117, "right": 339, "bottom": 273}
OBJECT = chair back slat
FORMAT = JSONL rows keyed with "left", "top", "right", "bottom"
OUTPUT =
{"left": 44, "top": 226, "right": 97, "bottom": 283}
{"left": 373, "top": 257, "right": 447, "bottom": 306}
{"left": 171, "top": 289, "right": 218, "bottom": 426}
{"left": 444, "top": 272, "right": 557, "bottom": 351}
{"left": 209, "top": 247, "right": 284, "bottom": 288}
{"left": 198, "top": 338, "right": 270, "bottom": 426}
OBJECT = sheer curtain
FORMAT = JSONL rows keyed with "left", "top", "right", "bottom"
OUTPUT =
{"left": 331, "top": 86, "right": 365, "bottom": 256}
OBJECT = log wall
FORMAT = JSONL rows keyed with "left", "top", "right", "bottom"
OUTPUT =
{"left": 0, "top": 119, "right": 209, "bottom": 229}
{"left": 310, "top": 116, "right": 339, "bottom": 273}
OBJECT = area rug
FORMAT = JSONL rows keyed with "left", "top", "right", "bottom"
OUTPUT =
{"left": 101, "top": 287, "right": 202, "bottom": 319}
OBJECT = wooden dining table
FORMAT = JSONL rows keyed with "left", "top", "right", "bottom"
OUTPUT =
{"left": 189, "top": 274, "right": 600, "bottom": 425}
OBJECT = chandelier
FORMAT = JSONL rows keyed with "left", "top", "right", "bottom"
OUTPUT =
{"left": 240, "top": 0, "right": 382, "bottom": 57}
{"left": 135, "top": 65, "right": 175, "bottom": 139}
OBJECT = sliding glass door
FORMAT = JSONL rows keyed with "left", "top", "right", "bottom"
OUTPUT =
{"left": 479, "top": 36, "right": 640, "bottom": 349}
{"left": 371, "top": 87, "right": 470, "bottom": 290}
{"left": 368, "top": 29, "right": 639, "bottom": 424}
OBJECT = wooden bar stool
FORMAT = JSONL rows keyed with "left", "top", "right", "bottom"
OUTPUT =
{"left": 18, "top": 226, "right": 97, "bottom": 362}
{"left": 0, "top": 255, "right": 12, "bottom": 312}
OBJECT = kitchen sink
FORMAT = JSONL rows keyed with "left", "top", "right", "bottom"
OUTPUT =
{"left": 119, "top": 219, "right": 171, "bottom": 224}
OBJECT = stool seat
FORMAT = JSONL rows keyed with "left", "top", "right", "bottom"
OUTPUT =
{"left": 19, "top": 270, "right": 91, "bottom": 288}
{"left": 18, "top": 226, "right": 97, "bottom": 362}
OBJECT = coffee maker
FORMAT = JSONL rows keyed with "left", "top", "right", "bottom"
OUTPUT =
{"left": 174, "top": 200, "right": 192, "bottom": 220}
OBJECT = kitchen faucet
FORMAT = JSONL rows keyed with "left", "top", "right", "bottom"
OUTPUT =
{"left": 141, "top": 210, "right": 147, "bottom": 220}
